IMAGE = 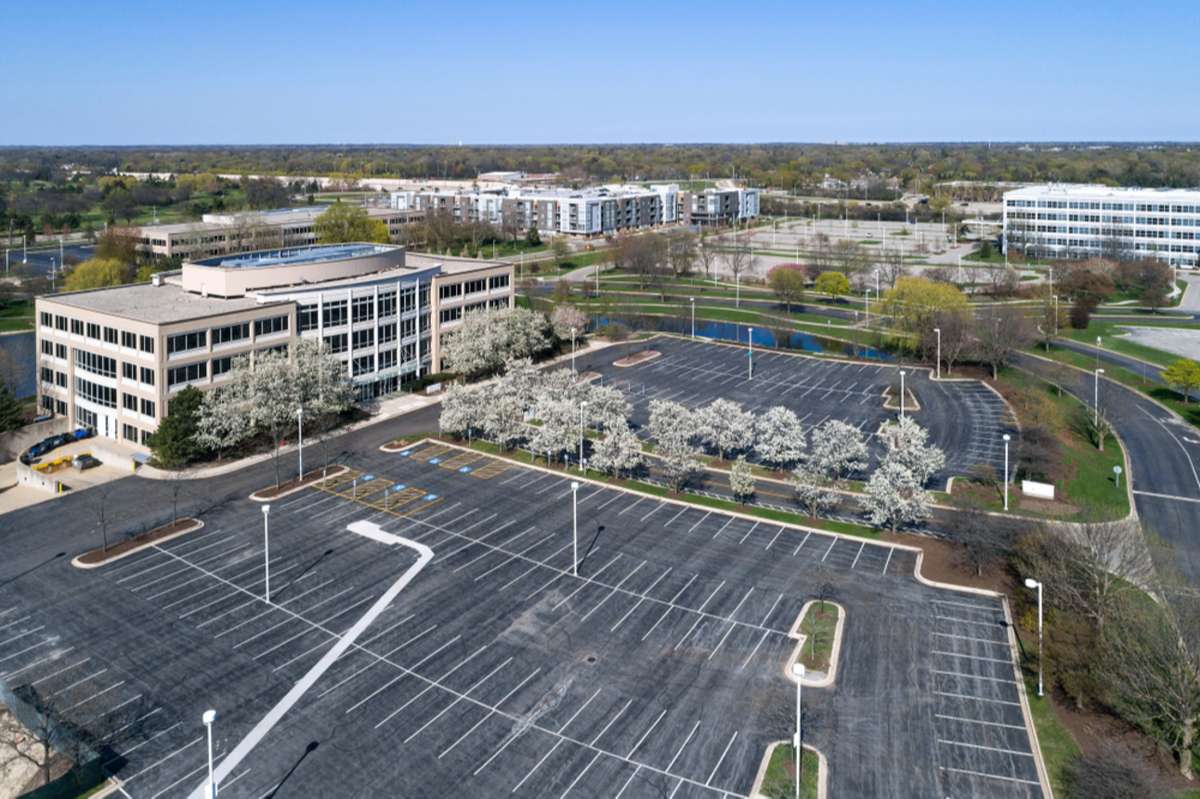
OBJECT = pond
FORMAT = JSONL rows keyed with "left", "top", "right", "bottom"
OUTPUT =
{"left": 592, "top": 314, "right": 893, "bottom": 361}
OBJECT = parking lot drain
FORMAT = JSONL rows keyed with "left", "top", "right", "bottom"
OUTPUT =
{"left": 585, "top": 655, "right": 597, "bottom": 664}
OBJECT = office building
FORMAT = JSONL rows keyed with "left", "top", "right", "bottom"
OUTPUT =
{"left": 132, "top": 205, "right": 425, "bottom": 260}
{"left": 34, "top": 244, "right": 512, "bottom": 451}
{"left": 1003, "top": 184, "right": 1200, "bottom": 267}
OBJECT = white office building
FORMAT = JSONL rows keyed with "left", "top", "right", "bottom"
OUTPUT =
{"left": 1003, "top": 184, "right": 1200, "bottom": 268}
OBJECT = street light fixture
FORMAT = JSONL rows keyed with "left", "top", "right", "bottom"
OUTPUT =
{"left": 571, "top": 481, "right": 580, "bottom": 577}
{"left": 296, "top": 405, "right": 304, "bottom": 481}
{"left": 689, "top": 297, "right": 695, "bottom": 339}
{"left": 1024, "top": 578, "right": 1044, "bottom": 697}
{"left": 933, "top": 327, "right": 942, "bottom": 380}
{"left": 747, "top": 327, "right": 753, "bottom": 379}
{"left": 578, "top": 401, "right": 587, "bottom": 473}
{"left": 791, "top": 662, "right": 805, "bottom": 799}
{"left": 261, "top": 504, "right": 271, "bottom": 603}
{"left": 202, "top": 709, "right": 218, "bottom": 798}
{"left": 1002, "top": 434, "right": 1011, "bottom": 511}
{"left": 570, "top": 327, "right": 578, "bottom": 373}
{"left": 899, "top": 370, "right": 907, "bottom": 418}
{"left": 1094, "top": 368, "right": 1105, "bottom": 425}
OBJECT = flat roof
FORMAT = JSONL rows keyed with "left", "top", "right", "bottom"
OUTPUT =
{"left": 192, "top": 243, "right": 400, "bottom": 269}
{"left": 405, "top": 251, "right": 509, "bottom": 275}
{"left": 1005, "top": 183, "right": 1200, "bottom": 200}
{"left": 42, "top": 281, "right": 274, "bottom": 324}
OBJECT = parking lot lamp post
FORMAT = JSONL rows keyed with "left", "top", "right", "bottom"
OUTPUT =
{"left": 1024, "top": 578, "right": 1044, "bottom": 697}
{"left": 261, "top": 504, "right": 271, "bottom": 603}
{"left": 1095, "top": 336, "right": 1102, "bottom": 370}
{"left": 571, "top": 327, "right": 577, "bottom": 373}
{"left": 689, "top": 297, "right": 695, "bottom": 339}
{"left": 571, "top": 481, "right": 580, "bottom": 576}
{"left": 874, "top": 268, "right": 880, "bottom": 296}
{"left": 934, "top": 327, "right": 941, "bottom": 380}
{"left": 747, "top": 327, "right": 753, "bottom": 379}
{"left": 1002, "top": 434, "right": 1011, "bottom": 511}
{"left": 578, "top": 402, "right": 587, "bottom": 473}
{"left": 899, "top": 370, "right": 906, "bottom": 418}
{"left": 202, "top": 709, "right": 217, "bottom": 798}
{"left": 1094, "top": 368, "right": 1105, "bottom": 425}
{"left": 297, "top": 405, "right": 304, "bottom": 481}
{"left": 791, "top": 662, "right": 805, "bottom": 799}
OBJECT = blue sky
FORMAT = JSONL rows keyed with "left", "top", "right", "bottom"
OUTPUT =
{"left": 1, "top": 0, "right": 1197, "bottom": 144}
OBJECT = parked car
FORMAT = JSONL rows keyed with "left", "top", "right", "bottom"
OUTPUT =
{"left": 72, "top": 454, "right": 101, "bottom": 470}
{"left": 18, "top": 427, "right": 94, "bottom": 466}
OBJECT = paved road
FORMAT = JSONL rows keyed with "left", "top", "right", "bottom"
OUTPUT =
{"left": 2, "top": 243, "right": 94, "bottom": 277}
{"left": 1178, "top": 274, "right": 1200, "bottom": 313}
{"left": 1053, "top": 337, "right": 1197, "bottom": 401}
{"left": 1014, "top": 352, "right": 1200, "bottom": 585}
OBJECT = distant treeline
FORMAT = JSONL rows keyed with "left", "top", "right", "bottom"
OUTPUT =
{"left": 2, "top": 143, "right": 1200, "bottom": 192}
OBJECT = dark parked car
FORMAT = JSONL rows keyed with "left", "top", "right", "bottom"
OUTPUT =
{"left": 18, "top": 427, "right": 94, "bottom": 465}
{"left": 72, "top": 454, "right": 101, "bottom": 470}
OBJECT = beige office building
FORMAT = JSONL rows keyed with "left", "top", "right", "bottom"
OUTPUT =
{"left": 35, "top": 243, "right": 512, "bottom": 451}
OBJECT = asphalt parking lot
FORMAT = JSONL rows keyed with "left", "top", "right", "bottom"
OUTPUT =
{"left": 0, "top": 442, "right": 1045, "bottom": 797}
{"left": 578, "top": 336, "right": 1018, "bottom": 489}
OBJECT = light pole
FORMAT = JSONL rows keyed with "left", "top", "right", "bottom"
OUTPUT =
{"left": 791, "top": 662, "right": 805, "bottom": 799}
{"left": 571, "top": 481, "right": 580, "bottom": 576}
{"left": 899, "top": 370, "right": 907, "bottom": 418}
{"left": 261, "top": 504, "right": 271, "bottom": 603}
{"left": 1094, "top": 368, "right": 1105, "bottom": 425}
{"left": 933, "top": 327, "right": 941, "bottom": 380}
{"left": 296, "top": 405, "right": 304, "bottom": 480}
{"left": 571, "top": 326, "right": 578, "bottom": 373}
{"left": 747, "top": 327, "right": 753, "bottom": 379}
{"left": 1002, "top": 434, "right": 1011, "bottom": 511}
{"left": 864, "top": 288, "right": 871, "bottom": 324}
{"left": 1024, "top": 578, "right": 1044, "bottom": 698}
{"left": 578, "top": 401, "right": 587, "bottom": 473}
{"left": 1095, "top": 335, "right": 1102, "bottom": 370}
{"left": 689, "top": 297, "right": 695, "bottom": 339}
{"left": 202, "top": 709, "right": 218, "bottom": 798}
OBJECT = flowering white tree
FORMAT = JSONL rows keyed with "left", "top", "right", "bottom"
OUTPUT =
{"left": 441, "top": 306, "right": 553, "bottom": 376}
{"left": 439, "top": 383, "right": 487, "bottom": 442}
{"left": 658, "top": 437, "right": 703, "bottom": 493}
{"left": 696, "top": 399, "right": 755, "bottom": 460}
{"left": 550, "top": 304, "right": 589, "bottom": 341}
{"left": 529, "top": 395, "right": 578, "bottom": 464}
{"left": 862, "top": 460, "right": 931, "bottom": 532}
{"left": 730, "top": 456, "right": 755, "bottom": 503}
{"left": 480, "top": 385, "right": 527, "bottom": 450}
{"left": 584, "top": 384, "right": 631, "bottom": 432}
{"left": 500, "top": 357, "right": 543, "bottom": 410}
{"left": 591, "top": 424, "right": 644, "bottom": 478}
{"left": 648, "top": 400, "right": 696, "bottom": 450}
{"left": 877, "top": 415, "right": 946, "bottom": 486}
{"left": 808, "top": 419, "right": 870, "bottom": 479}
{"left": 791, "top": 465, "right": 839, "bottom": 519}
{"left": 753, "top": 406, "right": 806, "bottom": 469}
{"left": 195, "top": 356, "right": 253, "bottom": 456}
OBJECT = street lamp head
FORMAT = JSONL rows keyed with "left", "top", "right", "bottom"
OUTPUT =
{"left": 791, "top": 662, "right": 805, "bottom": 677}
{"left": 1003, "top": 433, "right": 1010, "bottom": 442}
{"left": 202, "top": 709, "right": 217, "bottom": 725}
{"left": 934, "top": 327, "right": 940, "bottom": 334}
{"left": 261, "top": 504, "right": 270, "bottom": 516}
{"left": 1024, "top": 578, "right": 1040, "bottom": 590}
{"left": 570, "top": 481, "right": 580, "bottom": 491}
{"left": 1097, "top": 368, "right": 1105, "bottom": 375}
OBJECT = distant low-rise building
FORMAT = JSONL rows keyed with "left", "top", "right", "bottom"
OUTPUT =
{"left": 1003, "top": 184, "right": 1200, "bottom": 267}
{"left": 34, "top": 243, "right": 512, "bottom": 450}
{"left": 131, "top": 205, "right": 425, "bottom": 260}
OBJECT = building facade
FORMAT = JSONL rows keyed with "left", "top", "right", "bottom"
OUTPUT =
{"left": 389, "top": 183, "right": 757, "bottom": 236}
{"left": 1003, "top": 184, "right": 1200, "bottom": 268}
{"left": 132, "top": 206, "right": 425, "bottom": 260}
{"left": 35, "top": 244, "right": 513, "bottom": 451}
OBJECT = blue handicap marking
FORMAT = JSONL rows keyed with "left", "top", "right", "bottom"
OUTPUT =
{"left": 458, "top": 466, "right": 472, "bottom": 473}
{"left": 423, "top": 493, "right": 439, "bottom": 501}
{"left": 393, "top": 483, "right": 406, "bottom": 490}
{"left": 428, "top": 457, "right": 441, "bottom": 464}
{"left": 361, "top": 474, "right": 375, "bottom": 482}
{"left": 399, "top": 449, "right": 412, "bottom": 457}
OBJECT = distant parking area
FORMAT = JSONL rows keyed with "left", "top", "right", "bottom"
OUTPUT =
{"left": 0, "top": 442, "right": 1043, "bottom": 797}
{"left": 579, "top": 337, "right": 1017, "bottom": 489}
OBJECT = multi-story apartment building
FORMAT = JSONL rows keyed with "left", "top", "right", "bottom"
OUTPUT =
{"left": 1003, "top": 184, "right": 1200, "bottom": 268}
{"left": 132, "top": 206, "right": 425, "bottom": 259}
{"left": 34, "top": 243, "right": 512, "bottom": 451}
{"left": 389, "top": 183, "right": 758, "bottom": 236}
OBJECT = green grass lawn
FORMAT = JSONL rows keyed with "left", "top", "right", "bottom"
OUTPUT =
{"left": 982, "top": 368, "right": 1130, "bottom": 522}
{"left": 1023, "top": 677, "right": 1081, "bottom": 797}
{"left": 0, "top": 298, "right": 33, "bottom": 331}
{"left": 1056, "top": 319, "right": 1200, "bottom": 369}
{"left": 798, "top": 602, "right": 840, "bottom": 672}
{"left": 760, "top": 744, "right": 820, "bottom": 799}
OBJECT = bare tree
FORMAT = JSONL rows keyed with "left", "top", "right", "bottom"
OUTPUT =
{"left": 876, "top": 246, "right": 907, "bottom": 289}
{"left": 973, "top": 305, "right": 1035, "bottom": 379}
{"left": 696, "top": 235, "right": 719, "bottom": 282}
{"left": 0, "top": 702, "right": 54, "bottom": 789}
{"left": 724, "top": 235, "right": 756, "bottom": 302}
{"left": 954, "top": 508, "right": 1013, "bottom": 577}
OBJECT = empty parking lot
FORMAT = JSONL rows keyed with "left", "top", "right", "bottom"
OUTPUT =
{"left": 0, "top": 440, "right": 1045, "bottom": 797}
{"left": 577, "top": 336, "right": 1017, "bottom": 489}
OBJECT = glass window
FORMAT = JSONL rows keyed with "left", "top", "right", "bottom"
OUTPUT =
{"left": 212, "top": 321, "right": 250, "bottom": 345}
{"left": 352, "top": 296, "right": 374, "bottom": 323}
{"left": 298, "top": 303, "right": 319, "bottom": 332}
{"left": 323, "top": 299, "right": 347, "bottom": 328}
{"left": 253, "top": 315, "right": 289, "bottom": 337}
{"left": 167, "top": 330, "right": 207, "bottom": 354}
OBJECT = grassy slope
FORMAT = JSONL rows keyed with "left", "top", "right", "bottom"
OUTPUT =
{"left": 760, "top": 744, "right": 820, "bottom": 799}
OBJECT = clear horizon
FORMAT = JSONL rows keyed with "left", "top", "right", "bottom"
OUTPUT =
{"left": 2, "top": 0, "right": 1198, "bottom": 146}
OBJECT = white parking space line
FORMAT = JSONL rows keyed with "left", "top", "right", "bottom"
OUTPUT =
{"left": 763, "top": 527, "right": 784, "bottom": 550}
{"left": 454, "top": 526, "right": 538, "bottom": 573}
{"left": 737, "top": 522, "right": 759, "bottom": 544}
{"left": 438, "top": 668, "right": 542, "bottom": 760}
{"left": 610, "top": 568, "right": 672, "bottom": 633}
{"left": 316, "top": 623, "right": 435, "bottom": 700}
{"left": 474, "top": 533, "right": 554, "bottom": 582}
{"left": 639, "top": 503, "right": 665, "bottom": 523}
{"left": 0, "top": 626, "right": 45, "bottom": 648}
{"left": 374, "top": 644, "right": 492, "bottom": 731}
{"left": 400, "top": 655, "right": 512, "bottom": 743}
{"left": 663, "top": 507, "right": 689, "bottom": 527}
{"left": 0, "top": 615, "right": 31, "bottom": 633}
{"left": 707, "top": 588, "right": 755, "bottom": 660}
{"left": 511, "top": 739, "right": 563, "bottom": 792}
{"left": 936, "top": 713, "right": 1028, "bottom": 731}
{"left": 614, "top": 766, "right": 640, "bottom": 798}
{"left": 496, "top": 544, "right": 570, "bottom": 593}
{"left": 343, "top": 635, "right": 463, "bottom": 714}
{"left": 933, "top": 631, "right": 1009, "bottom": 647}
{"left": 640, "top": 575, "right": 697, "bottom": 641}
{"left": 711, "top": 517, "right": 735, "bottom": 539}
{"left": 664, "top": 720, "right": 700, "bottom": 772}
{"left": 933, "top": 650, "right": 1011, "bottom": 665}
{"left": 850, "top": 542, "right": 866, "bottom": 569}
{"left": 551, "top": 555, "right": 624, "bottom": 611}
{"left": 628, "top": 709, "right": 667, "bottom": 757}
{"left": 687, "top": 512, "right": 712, "bottom": 534}
{"left": 821, "top": 538, "right": 837, "bottom": 562}
{"left": 618, "top": 497, "right": 646, "bottom": 516}
{"left": 673, "top": 581, "right": 726, "bottom": 650}
{"left": 438, "top": 521, "right": 518, "bottom": 563}
{"left": 596, "top": 493, "right": 626, "bottom": 511}
{"left": 559, "top": 750, "right": 604, "bottom": 798}
{"left": 580, "top": 563, "right": 646, "bottom": 622}
{"left": 932, "top": 669, "right": 1015, "bottom": 685}
{"left": 0, "top": 641, "right": 51, "bottom": 666}
{"left": 102, "top": 707, "right": 162, "bottom": 743}
{"left": 793, "top": 532, "right": 811, "bottom": 556}
{"left": 933, "top": 690, "right": 1020, "bottom": 707}
{"left": 939, "top": 766, "right": 1041, "bottom": 787}
{"left": 706, "top": 731, "right": 738, "bottom": 786}
{"left": 881, "top": 548, "right": 894, "bottom": 574}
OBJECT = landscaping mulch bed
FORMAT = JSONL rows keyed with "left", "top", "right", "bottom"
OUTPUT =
{"left": 74, "top": 517, "right": 201, "bottom": 567}
{"left": 249, "top": 465, "right": 348, "bottom": 500}
{"left": 613, "top": 349, "right": 661, "bottom": 367}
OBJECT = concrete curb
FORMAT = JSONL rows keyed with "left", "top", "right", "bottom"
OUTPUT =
{"left": 784, "top": 600, "right": 846, "bottom": 689}
{"left": 748, "top": 740, "right": 829, "bottom": 799}
{"left": 247, "top": 465, "right": 350, "bottom": 503}
{"left": 71, "top": 519, "right": 204, "bottom": 570}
